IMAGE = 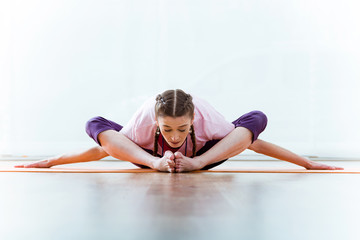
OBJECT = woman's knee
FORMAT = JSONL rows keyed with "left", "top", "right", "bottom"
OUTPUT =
{"left": 232, "top": 110, "right": 268, "bottom": 143}
{"left": 85, "top": 116, "right": 104, "bottom": 135}
{"left": 251, "top": 110, "right": 268, "bottom": 132}
{"left": 248, "top": 111, "right": 267, "bottom": 142}
{"left": 85, "top": 116, "right": 123, "bottom": 145}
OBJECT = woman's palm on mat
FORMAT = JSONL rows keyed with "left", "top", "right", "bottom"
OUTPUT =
{"left": 15, "top": 159, "right": 52, "bottom": 168}
{"left": 306, "top": 161, "right": 343, "bottom": 170}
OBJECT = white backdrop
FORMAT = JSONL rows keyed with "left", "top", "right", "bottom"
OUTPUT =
{"left": 1, "top": 0, "right": 360, "bottom": 157}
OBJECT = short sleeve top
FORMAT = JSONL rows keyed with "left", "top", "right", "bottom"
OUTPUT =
{"left": 120, "top": 95, "right": 235, "bottom": 156}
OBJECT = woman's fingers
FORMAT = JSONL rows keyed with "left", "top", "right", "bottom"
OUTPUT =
{"left": 14, "top": 164, "right": 25, "bottom": 168}
{"left": 14, "top": 163, "right": 36, "bottom": 168}
{"left": 23, "top": 163, "right": 39, "bottom": 168}
{"left": 308, "top": 162, "right": 344, "bottom": 170}
{"left": 331, "top": 166, "right": 344, "bottom": 170}
{"left": 14, "top": 160, "right": 50, "bottom": 168}
{"left": 25, "top": 162, "right": 44, "bottom": 168}
{"left": 321, "top": 164, "right": 344, "bottom": 170}
{"left": 325, "top": 165, "right": 344, "bottom": 170}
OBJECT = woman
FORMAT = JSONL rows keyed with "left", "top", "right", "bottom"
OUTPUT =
{"left": 15, "top": 89, "right": 343, "bottom": 172}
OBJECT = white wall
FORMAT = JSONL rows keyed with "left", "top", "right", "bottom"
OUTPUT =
{"left": 1, "top": 0, "right": 360, "bottom": 157}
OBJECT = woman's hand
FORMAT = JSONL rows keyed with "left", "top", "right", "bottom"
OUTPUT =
{"left": 152, "top": 150, "right": 176, "bottom": 173}
{"left": 174, "top": 152, "right": 202, "bottom": 173}
{"left": 305, "top": 161, "right": 344, "bottom": 170}
{"left": 14, "top": 159, "right": 53, "bottom": 168}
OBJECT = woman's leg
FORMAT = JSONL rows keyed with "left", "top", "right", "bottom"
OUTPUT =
{"left": 86, "top": 116, "right": 158, "bottom": 168}
{"left": 85, "top": 116, "right": 123, "bottom": 145}
{"left": 195, "top": 140, "right": 228, "bottom": 170}
{"left": 195, "top": 127, "right": 253, "bottom": 168}
{"left": 195, "top": 111, "right": 267, "bottom": 169}
{"left": 195, "top": 110, "right": 342, "bottom": 170}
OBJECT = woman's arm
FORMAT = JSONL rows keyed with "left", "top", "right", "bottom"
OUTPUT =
{"left": 248, "top": 139, "right": 344, "bottom": 170}
{"left": 15, "top": 130, "right": 175, "bottom": 171}
{"left": 14, "top": 146, "right": 109, "bottom": 168}
{"left": 191, "top": 127, "right": 343, "bottom": 171}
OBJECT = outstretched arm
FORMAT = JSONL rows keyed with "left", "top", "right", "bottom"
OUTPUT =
{"left": 176, "top": 127, "right": 343, "bottom": 172}
{"left": 15, "top": 146, "right": 109, "bottom": 168}
{"left": 248, "top": 139, "right": 344, "bottom": 170}
{"left": 16, "top": 130, "right": 176, "bottom": 172}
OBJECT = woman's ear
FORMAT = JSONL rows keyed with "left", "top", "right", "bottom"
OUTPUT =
{"left": 191, "top": 113, "right": 195, "bottom": 125}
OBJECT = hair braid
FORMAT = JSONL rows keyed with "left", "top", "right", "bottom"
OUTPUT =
{"left": 153, "top": 126, "right": 160, "bottom": 156}
{"left": 190, "top": 125, "right": 196, "bottom": 157}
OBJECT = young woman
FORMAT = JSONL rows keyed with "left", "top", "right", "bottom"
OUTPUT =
{"left": 15, "top": 89, "right": 343, "bottom": 172}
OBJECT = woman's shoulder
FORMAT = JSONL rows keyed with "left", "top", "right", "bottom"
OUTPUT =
{"left": 189, "top": 94, "right": 235, "bottom": 140}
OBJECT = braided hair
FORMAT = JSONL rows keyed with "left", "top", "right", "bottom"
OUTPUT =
{"left": 154, "top": 89, "right": 196, "bottom": 157}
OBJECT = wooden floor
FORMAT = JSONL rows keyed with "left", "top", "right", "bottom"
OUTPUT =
{"left": 1, "top": 159, "right": 360, "bottom": 240}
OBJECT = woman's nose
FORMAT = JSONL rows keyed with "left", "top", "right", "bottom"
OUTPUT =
{"left": 171, "top": 135, "right": 179, "bottom": 141}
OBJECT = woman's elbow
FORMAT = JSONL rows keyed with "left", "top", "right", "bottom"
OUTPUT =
{"left": 248, "top": 139, "right": 263, "bottom": 153}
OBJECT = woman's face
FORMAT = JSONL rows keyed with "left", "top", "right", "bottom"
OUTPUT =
{"left": 156, "top": 115, "right": 194, "bottom": 148}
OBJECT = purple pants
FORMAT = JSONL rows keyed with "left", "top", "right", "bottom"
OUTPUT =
{"left": 85, "top": 111, "right": 267, "bottom": 170}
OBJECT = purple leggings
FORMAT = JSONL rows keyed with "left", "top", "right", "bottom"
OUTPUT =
{"left": 85, "top": 111, "right": 267, "bottom": 170}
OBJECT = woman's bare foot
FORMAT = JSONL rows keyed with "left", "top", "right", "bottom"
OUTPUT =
{"left": 14, "top": 159, "right": 53, "bottom": 168}
{"left": 174, "top": 152, "right": 202, "bottom": 173}
{"left": 152, "top": 151, "right": 176, "bottom": 172}
{"left": 306, "top": 161, "right": 344, "bottom": 170}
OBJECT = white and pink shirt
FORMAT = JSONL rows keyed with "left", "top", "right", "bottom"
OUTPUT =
{"left": 120, "top": 95, "right": 235, "bottom": 156}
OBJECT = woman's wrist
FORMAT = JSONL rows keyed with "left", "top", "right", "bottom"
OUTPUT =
{"left": 301, "top": 157, "right": 314, "bottom": 169}
{"left": 46, "top": 157, "right": 60, "bottom": 167}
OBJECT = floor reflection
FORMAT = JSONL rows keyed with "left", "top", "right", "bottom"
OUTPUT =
{"left": 1, "top": 165, "right": 360, "bottom": 240}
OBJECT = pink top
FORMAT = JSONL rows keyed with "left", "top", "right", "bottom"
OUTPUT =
{"left": 120, "top": 95, "right": 235, "bottom": 156}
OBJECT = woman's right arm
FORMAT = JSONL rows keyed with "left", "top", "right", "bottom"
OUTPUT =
{"left": 14, "top": 146, "right": 109, "bottom": 168}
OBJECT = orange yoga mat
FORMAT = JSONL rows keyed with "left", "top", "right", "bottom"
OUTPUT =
{"left": 0, "top": 167, "right": 358, "bottom": 174}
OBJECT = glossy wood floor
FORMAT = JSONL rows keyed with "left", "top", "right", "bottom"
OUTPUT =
{"left": 1, "top": 159, "right": 360, "bottom": 240}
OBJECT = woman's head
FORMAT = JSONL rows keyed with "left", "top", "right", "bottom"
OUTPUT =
{"left": 154, "top": 89, "right": 196, "bottom": 155}
{"left": 155, "top": 89, "right": 194, "bottom": 119}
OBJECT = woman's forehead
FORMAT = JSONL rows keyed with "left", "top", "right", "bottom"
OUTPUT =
{"left": 157, "top": 116, "right": 192, "bottom": 127}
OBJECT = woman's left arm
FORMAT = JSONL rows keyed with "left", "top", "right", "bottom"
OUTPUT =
{"left": 248, "top": 139, "right": 344, "bottom": 170}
